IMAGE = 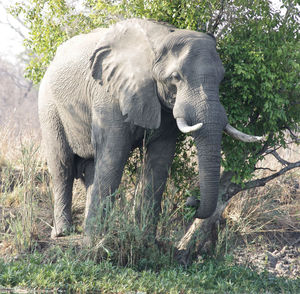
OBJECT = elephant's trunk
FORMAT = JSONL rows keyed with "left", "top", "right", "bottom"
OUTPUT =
{"left": 193, "top": 132, "right": 222, "bottom": 218}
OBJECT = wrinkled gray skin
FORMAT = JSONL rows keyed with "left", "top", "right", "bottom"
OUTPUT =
{"left": 38, "top": 19, "right": 255, "bottom": 239}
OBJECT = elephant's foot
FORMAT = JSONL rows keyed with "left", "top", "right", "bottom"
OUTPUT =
{"left": 51, "top": 222, "right": 72, "bottom": 238}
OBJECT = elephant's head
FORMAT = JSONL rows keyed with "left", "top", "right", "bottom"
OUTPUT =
{"left": 90, "top": 19, "right": 262, "bottom": 218}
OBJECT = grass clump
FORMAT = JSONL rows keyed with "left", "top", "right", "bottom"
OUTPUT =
{"left": 79, "top": 192, "right": 178, "bottom": 270}
{"left": 77, "top": 144, "right": 191, "bottom": 269}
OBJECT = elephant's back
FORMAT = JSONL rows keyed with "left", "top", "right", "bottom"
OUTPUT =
{"left": 47, "top": 30, "right": 105, "bottom": 103}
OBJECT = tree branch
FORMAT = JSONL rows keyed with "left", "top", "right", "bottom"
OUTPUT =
{"left": 283, "top": 2, "right": 296, "bottom": 25}
{"left": 255, "top": 132, "right": 274, "bottom": 157}
{"left": 0, "top": 2, "right": 28, "bottom": 39}
{"left": 5, "top": 18, "right": 27, "bottom": 39}
{"left": 255, "top": 167, "right": 276, "bottom": 172}
{"left": 222, "top": 160, "right": 300, "bottom": 202}
{"left": 0, "top": 68, "right": 29, "bottom": 89}
{"left": 210, "top": 0, "right": 226, "bottom": 34}
{"left": 270, "top": 150, "right": 291, "bottom": 166}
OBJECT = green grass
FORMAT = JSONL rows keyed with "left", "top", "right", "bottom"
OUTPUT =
{"left": 1, "top": 250, "right": 299, "bottom": 293}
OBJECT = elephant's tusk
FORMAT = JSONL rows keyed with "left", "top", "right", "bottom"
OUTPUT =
{"left": 176, "top": 118, "right": 203, "bottom": 133}
{"left": 224, "top": 124, "right": 263, "bottom": 142}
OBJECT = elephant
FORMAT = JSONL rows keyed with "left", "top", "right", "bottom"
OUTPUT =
{"left": 38, "top": 18, "right": 262, "bottom": 239}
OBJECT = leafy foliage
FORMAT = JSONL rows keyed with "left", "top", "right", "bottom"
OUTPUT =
{"left": 219, "top": 0, "right": 300, "bottom": 181}
{"left": 9, "top": 0, "right": 300, "bottom": 185}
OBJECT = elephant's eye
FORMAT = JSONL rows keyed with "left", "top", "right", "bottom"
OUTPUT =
{"left": 170, "top": 71, "right": 181, "bottom": 82}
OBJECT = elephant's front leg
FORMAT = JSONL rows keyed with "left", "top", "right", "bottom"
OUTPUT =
{"left": 83, "top": 127, "right": 131, "bottom": 239}
{"left": 140, "top": 128, "right": 178, "bottom": 232}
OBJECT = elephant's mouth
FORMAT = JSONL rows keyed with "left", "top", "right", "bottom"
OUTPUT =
{"left": 156, "top": 81, "right": 176, "bottom": 110}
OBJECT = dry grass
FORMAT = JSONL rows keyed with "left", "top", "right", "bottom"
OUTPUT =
{"left": 0, "top": 125, "right": 52, "bottom": 255}
{"left": 0, "top": 127, "right": 180, "bottom": 265}
{"left": 224, "top": 169, "right": 300, "bottom": 247}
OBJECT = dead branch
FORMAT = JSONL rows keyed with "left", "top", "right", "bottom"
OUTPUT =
{"left": 285, "top": 126, "right": 300, "bottom": 142}
{"left": 254, "top": 167, "right": 276, "bottom": 172}
{"left": 282, "top": 2, "right": 298, "bottom": 25}
{"left": 0, "top": 3, "right": 28, "bottom": 39}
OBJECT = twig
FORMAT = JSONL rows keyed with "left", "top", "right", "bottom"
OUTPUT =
{"left": 0, "top": 3, "right": 28, "bottom": 40}
{"left": 0, "top": 68, "right": 29, "bottom": 89}
{"left": 255, "top": 167, "right": 276, "bottom": 172}
{"left": 5, "top": 17, "right": 27, "bottom": 39}
{"left": 246, "top": 160, "right": 300, "bottom": 189}
{"left": 255, "top": 132, "right": 274, "bottom": 157}
{"left": 37, "top": 217, "right": 53, "bottom": 229}
{"left": 270, "top": 150, "right": 291, "bottom": 166}
{"left": 291, "top": 237, "right": 300, "bottom": 246}
{"left": 285, "top": 126, "right": 300, "bottom": 142}
{"left": 282, "top": 2, "right": 297, "bottom": 25}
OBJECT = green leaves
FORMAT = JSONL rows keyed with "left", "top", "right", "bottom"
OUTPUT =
{"left": 10, "top": 0, "right": 95, "bottom": 83}
{"left": 218, "top": 1, "right": 299, "bottom": 181}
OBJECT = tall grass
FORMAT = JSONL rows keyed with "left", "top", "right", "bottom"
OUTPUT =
{"left": 79, "top": 192, "right": 175, "bottom": 269}
{"left": 0, "top": 126, "right": 52, "bottom": 254}
{"left": 78, "top": 147, "right": 185, "bottom": 268}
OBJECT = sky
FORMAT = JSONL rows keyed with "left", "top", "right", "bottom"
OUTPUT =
{"left": 0, "top": 0, "right": 27, "bottom": 63}
{"left": 0, "top": 0, "right": 285, "bottom": 65}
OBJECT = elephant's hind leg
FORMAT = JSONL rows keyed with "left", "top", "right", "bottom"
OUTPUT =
{"left": 40, "top": 105, "right": 75, "bottom": 238}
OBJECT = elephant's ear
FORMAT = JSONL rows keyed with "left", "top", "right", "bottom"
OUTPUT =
{"left": 90, "top": 21, "right": 161, "bottom": 129}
